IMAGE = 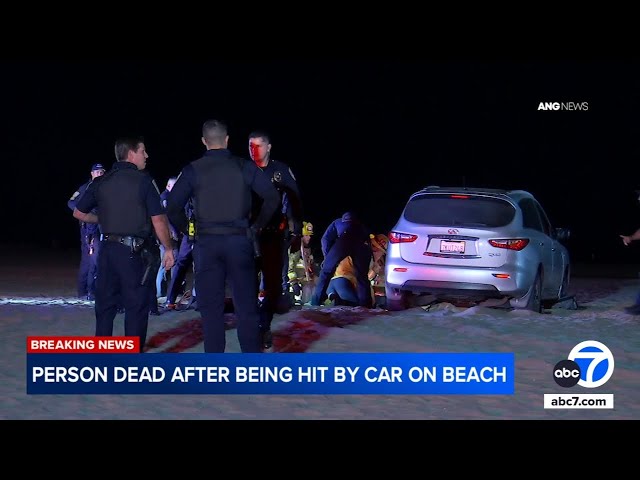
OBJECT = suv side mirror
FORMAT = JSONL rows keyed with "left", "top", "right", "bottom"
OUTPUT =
{"left": 555, "top": 227, "right": 570, "bottom": 242}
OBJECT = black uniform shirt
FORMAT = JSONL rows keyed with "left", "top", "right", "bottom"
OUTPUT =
{"left": 168, "top": 149, "right": 279, "bottom": 235}
{"left": 255, "top": 158, "right": 303, "bottom": 234}
{"left": 76, "top": 162, "right": 164, "bottom": 218}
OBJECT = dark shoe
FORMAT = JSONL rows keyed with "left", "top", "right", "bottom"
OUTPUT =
{"left": 624, "top": 304, "right": 640, "bottom": 315}
{"left": 179, "top": 295, "right": 196, "bottom": 311}
{"left": 275, "top": 294, "right": 292, "bottom": 314}
{"left": 155, "top": 304, "right": 173, "bottom": 315}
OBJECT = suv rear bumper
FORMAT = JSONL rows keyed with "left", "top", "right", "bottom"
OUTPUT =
{"left": 385, "top": 263, "right": 531, "bottom": 301}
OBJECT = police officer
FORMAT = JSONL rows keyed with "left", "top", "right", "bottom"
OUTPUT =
{"left": 167, "top": 119, "right": 279, "bottom": 353}
{"left": 73, "top": 137, "right": 175, "bottom": 352}
{"left": 310, "top": 212, "right": 373, "bottom": 308}
{"left": 248, "top": 130, "right": 304, "bottom": 350}
{"left": 156, "top": 177, "right": 179, "bottom": 299}
{"left": 67, "top": 163, "right": 105, "bottom": 300}
{"left": 164, "top": 198, "right": 195, "bottom": 310}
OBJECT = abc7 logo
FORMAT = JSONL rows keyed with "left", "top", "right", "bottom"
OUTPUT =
{"left": 553, "top": 340, "right": 615, "bottom": 388}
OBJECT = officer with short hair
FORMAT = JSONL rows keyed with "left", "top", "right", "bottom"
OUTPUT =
{"left": 167, "top": 119, "right": 279, "bottom": 353}
{"left": 249, "top": 130, "right": 304, "bottom": 349}
{"left": 73, "top": 137, "right": 175, "bottom": 352}
{"left": 67, "top": 163, "right": 106, "bottom": 300}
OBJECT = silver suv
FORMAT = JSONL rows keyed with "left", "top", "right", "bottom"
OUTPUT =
{"left": 384, "top": 186, "right": 571, "bottom": 312}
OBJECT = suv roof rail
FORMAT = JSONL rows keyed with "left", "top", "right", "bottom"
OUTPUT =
{"left": 506, "top": 189, "right": 532, "bottom": 196}
{"left": 412, "top": 186, "right": 530, "bottom": 200}
{"left": 419, "top": 185, "right": 510, "bottom": 194}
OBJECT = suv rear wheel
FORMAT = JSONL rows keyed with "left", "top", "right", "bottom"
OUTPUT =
{"left": 525, "top": 271, "right": 543, "bottom": 313}
{"left": 386, "top": 298, "right": 407, "bottom": 311}
{"left": 385, "top": 287, "right": 409, "bottom": 311}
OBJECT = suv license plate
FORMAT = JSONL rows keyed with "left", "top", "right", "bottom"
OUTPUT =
{"left": 440, "top": 240, "right": 465, "bottom": 253}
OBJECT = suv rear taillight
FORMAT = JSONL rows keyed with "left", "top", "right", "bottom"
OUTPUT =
{"left": 488, "top": 238, "right": 530, "bottom": 251}
{"left": 389, "top": 231, "right": 418, "bottom": 243}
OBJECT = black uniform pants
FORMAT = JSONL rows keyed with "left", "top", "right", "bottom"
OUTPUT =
{"left": 94, "top": 241, "right": 149, "bottom": 352}
{"left": 193, "top": 234, "right": 261, "bottom": 353}
{"left": 78, "top": 229, "right": 100, "bottom": 297}
{"left": 257, "top": 230, "right": 288, "bottom": 332}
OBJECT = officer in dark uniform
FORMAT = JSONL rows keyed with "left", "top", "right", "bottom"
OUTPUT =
{"left": 73, "top": 137, "right": 175, "bottom": 352}
{"left": 156, "top": 177, "right": 179, "bottom": 299}
{"left": 67, "top": 163, "right": 106, "bottom": 300}
{"left": 310, "top": 211, "right": 373, "bottom": 308}
{"left": 164, "top": 199, "right": 195, "bottom": 310}
{"left": 167, "top": 119, "right": 279, "bottom": 353}
{"left": 248, "top": 130, "right": 304, "bottom": 350}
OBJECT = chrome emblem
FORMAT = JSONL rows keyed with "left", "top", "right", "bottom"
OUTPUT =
{"left": 448, "top": 228, "right": 459, "bottom": 235}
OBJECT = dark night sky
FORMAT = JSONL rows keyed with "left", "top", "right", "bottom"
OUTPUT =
{"left": 3, "top": 60, "right": 640, "bottom": 263}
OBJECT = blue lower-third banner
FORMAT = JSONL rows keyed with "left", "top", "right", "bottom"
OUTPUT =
{"left": 27, "top": 352, "right": 515, "bottom": 395}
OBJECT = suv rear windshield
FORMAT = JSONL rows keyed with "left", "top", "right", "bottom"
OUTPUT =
{"left": 403, "top": 194, "right": 516, "bottom": 227}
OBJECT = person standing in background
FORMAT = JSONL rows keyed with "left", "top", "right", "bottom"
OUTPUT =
{"left": 67, "top": 163, "right": 106, "bottom": 300}
{"left": 620, "top": 190, "right": 640, "bottom": 315}
{"left": 156, "top": 177, "right": 179, "bottom": 299}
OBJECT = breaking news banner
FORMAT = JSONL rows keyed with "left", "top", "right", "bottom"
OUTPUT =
{"left": 27, "top": 336, "right": 514, "bottom": 395}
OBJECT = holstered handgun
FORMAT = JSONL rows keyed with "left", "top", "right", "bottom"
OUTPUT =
{"left": 138, "top": 242, "right": 160, "bottom": 286}
{"left": 130, "top": 237, "right": 146, "bottom": 254}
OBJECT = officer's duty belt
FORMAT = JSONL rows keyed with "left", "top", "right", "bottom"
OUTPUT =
{"left": 100, "top": 234, "right": 145, "bottom": 248}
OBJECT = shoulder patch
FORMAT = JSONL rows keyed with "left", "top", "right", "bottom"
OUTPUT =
{"left": 288, "top": 167, "right": 296, "bottom": 181}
